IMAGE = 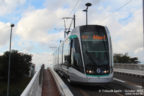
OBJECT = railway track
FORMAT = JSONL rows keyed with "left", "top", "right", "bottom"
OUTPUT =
{"left": 57, "top": 72, "right": 144, "bottom": 96}
{"left": 114, "top": 72, "right": 144, "bottom": 87}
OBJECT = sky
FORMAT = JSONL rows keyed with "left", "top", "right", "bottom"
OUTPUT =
{"left": 0, "top": 0, "right": 143, "bottom": 69}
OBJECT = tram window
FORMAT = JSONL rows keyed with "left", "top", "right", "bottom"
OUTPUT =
{"left": 54, "top": 49, "right": 59, "bottom": 65}
{"left": 59, "top": 44, "right": 63, "bottom": 65}
{"left": 71, "top": 38, "right": 84, "bottom": 73}
{"left": 63, "top": 39, "right": 71, "bottom": 66}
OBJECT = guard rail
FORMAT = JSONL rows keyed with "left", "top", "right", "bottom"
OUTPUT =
{"left": 114, "top": 63, "right": 144, "bottom": 71}
{"left": 21, "top": 65, "right": 44, "bottom": 96}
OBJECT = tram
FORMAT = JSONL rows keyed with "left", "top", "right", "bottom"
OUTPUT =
{"left": 53, "top": 25, "right": 113, "bottom": 84}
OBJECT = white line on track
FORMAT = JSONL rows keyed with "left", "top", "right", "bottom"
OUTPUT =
{"left": 113, "top": 78, "right": 143, "bottom": 89}
{"left": 113, "top": 78, "right": 125, "bottom": 83}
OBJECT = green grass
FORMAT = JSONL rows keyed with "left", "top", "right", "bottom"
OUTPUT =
{"left": 0, "top": 77, "right": 31, "bottom": 96}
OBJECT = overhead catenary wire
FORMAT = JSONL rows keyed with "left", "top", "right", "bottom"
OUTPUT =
{"left": 67, "top": 0, "right": 83, "bottom": 25}
{"left": 68, "top": 0, "right": 83, "bottom": 30}
{"left": 65, "top": 0, "right": 133, "bottom": 35}
{"left": 68, "top": 0, "right": 83, "bottom": 16}
{"left": 63, "top": 0, "right": 83, "bottom": 37}
{"left": 67, "top": 0, "right": 82, "bottom": 27}
{"left": 114, "top": 0, "right": 132, "bottom": 11}
{"left": 68, "top": 19, "right": 74, "bottom": 32}
{"left": 69, "top": 0, "right": 80, "bottom": 16}
{"left": 51, "top": 0, "right": 81, "bottom": 33}
{"left": 100, "top": 0, "right": 133, "bottom": 25}
{"left": 48, "top": 0, "right": 84, "bottom": 50}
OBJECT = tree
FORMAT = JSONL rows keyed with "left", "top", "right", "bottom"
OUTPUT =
{"left": 114, "top": 53, "right": 140, "bottom": 64}
{"left": 0, "top": 50, "right": 32, "bottom": 82}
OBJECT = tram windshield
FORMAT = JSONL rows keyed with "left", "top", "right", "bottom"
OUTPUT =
{"left": 81, "top": 27, "right": 109, "bottom": 67}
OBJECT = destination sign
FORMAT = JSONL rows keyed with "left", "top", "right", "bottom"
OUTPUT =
{"left": 82, "top": 35, "right": 106, "bottom": 40}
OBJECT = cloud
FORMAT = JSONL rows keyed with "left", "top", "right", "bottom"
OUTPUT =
{"left": 15, "top": 8, "right": 68, "bottom": 67}
{"left": 112, "top": 9, "right": 143, "bottom": 53}
{"left": 74, "top": 2, "right": 143, "bottom": 63}
{"left": 16, "top": 0, "right": 143, "bottom": 64}
{"left": 16, "top": 8, "right": 66, "bottom": 44}
{"left": 0, "top": 0, "right": 143, "bottom": 67}
{"left": 0, "top": 0, "right": 26, "bottom": 16}
{"left": 85, "top": 5, "right": 143, "bottom": 54}
{"left": 32, "top": 52, "right": 53, "bottom": 70}
{"left": 0, "top": 22, "right": 11, "bottom": 46}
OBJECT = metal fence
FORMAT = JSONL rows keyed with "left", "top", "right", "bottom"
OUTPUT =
{"left": 114, "top": 63, "right": 144, "bottom": 71}
{"left": 20, "top": 65, "right": 44, "bottom": 96}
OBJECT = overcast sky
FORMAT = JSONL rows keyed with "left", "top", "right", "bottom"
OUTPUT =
{"left": 0, "top": 0, "right": 143, "bottom": 69}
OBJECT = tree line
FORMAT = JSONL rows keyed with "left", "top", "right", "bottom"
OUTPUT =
{"left": 114, "top": 53, "right": 140, "bottom": 64}
{"left": 0, "top": 50, "right": 32, "bottom": 82}
{"left": 0, "top": 50, "right": 140, "bottom": 82}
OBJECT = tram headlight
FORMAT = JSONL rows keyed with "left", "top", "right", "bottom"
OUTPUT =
{"left": 86, "top": 70, "right": 94, "bottom": 74}
{"left": 103, "top": 70, "right": 109, "bottom": 74}
{"left": 89, "top": 70, "right": 92, "bottom": 74}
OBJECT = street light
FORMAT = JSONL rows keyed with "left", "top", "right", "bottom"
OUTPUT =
{"left": 143, "top": 0, "right": 144, "bottom": 48}
{"left": 7, "top": 24, "right": 14, "bottom": 96}
{"left": 83, "top": 3, "right": 92, "bottom": 25}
